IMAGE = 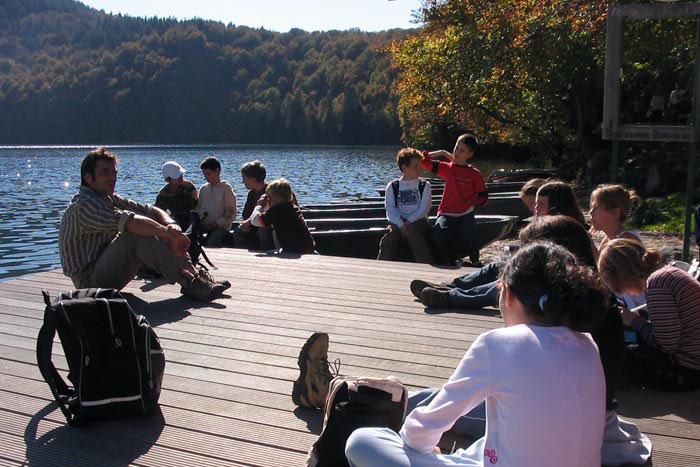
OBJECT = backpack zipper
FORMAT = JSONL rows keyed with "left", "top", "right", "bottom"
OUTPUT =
{"left": 127, "top": 313, "right": 146, "bottom": 413}
{"left": 59, "top": 301, "right": 84, "bottom": 415}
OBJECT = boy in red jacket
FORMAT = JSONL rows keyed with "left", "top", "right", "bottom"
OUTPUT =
{"left": 422, "top": 133, "right": 488, "bottom": 265}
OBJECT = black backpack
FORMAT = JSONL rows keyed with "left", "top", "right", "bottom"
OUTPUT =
{"left": 36, "top": 289, "right": 165, "bottom": 426}
{"left": 306, "top": 376, "right": 408, "bottom": 467}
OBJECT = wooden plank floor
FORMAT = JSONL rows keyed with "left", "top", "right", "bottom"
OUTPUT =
{"left": 0, "top": 248, "right": 698, "bottom": 466}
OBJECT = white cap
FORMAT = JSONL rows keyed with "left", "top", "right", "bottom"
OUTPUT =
{"left": 162, "top": 161, "right": 185, "bottom": 180}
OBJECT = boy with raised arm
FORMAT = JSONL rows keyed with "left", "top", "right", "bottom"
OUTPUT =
{"left": 250, "top": 178, "right": 315, "bottom": 255}
{"left": 195, "top": 156, "right": 237, "bottom": 247}
{"left": 378, "top": 148, "right": 433, "bottom": 263}
{"left": 422, "top": 133, "right": 488, "bottom": 265}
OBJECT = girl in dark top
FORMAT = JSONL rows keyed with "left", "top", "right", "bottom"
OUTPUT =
{"left": 250, "top": 178, "right": 315, "bottom": 255}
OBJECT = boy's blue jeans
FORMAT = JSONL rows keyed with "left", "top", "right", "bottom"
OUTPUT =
{"left": 431, "top": 212, "right": 476, "bottom": 264}
{"left": 445, "top": 261, "right": 503, "bottom": 309}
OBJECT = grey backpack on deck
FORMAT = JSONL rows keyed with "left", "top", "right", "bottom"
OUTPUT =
{"left": 36, "top": 288, "right": 165, "bottom": 426}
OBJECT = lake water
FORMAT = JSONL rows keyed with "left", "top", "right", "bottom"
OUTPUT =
{"left": 0, "top": 145, "right": 527, "bottom": 280}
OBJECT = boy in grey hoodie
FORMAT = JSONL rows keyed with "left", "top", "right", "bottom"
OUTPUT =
{"left": 196, "top": 156, "right": 237, "bottom": 247}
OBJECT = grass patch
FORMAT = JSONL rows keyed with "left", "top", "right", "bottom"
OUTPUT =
{"left": 630, "top": 192, "right": 696, "bottom": 233}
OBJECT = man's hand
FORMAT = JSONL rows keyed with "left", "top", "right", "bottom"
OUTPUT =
{"left": 166, "top": 228, "right": 190, "bottom": 257}
{"left": 400, "top": 222, "right": 411, "bottom": 236}
{"left": 240, "top": 220, "right": 252, "bottom": 232}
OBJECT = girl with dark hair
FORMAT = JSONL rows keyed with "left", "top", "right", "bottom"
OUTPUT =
{"left": 599, "top": 239, "right": 700, "bottom": 390}
{"left": 535, "top": 181, "right": 586, "bottom": 225}
{"left": 520, "top": 217, "right": 652, "bottom": 465}
{"left": 347, "top": 242, "right": 609, "bottom": 467}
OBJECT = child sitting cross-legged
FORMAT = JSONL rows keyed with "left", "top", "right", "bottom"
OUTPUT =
{"left": 377, "top": 148, "right": 433, "bottom": 264}
{"left": 250, "top": 178, "right": 315, "bottom": 255}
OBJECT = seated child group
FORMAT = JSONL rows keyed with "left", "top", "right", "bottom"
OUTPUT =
{"left": 63, "top": 136, "right": 700, "bottom": 465}
{"left": 158, "top": 133, "right": 490, "bottom": 265}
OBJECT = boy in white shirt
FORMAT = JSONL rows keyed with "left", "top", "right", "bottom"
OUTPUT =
{"left": 377, "top": 148, "right": 433, "bottom": 264}
{"left": 195, "top": 156, "right": 237, "bottom": 247}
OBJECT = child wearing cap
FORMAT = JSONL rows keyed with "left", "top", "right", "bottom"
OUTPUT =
{"left": 155, "top": 161, "right": 198, "bottom": 230}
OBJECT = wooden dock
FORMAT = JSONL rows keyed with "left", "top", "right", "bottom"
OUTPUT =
{"left": 0, "top": 249, "right": 698, "bottom": 466}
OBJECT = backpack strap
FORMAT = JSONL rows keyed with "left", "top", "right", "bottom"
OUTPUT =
{"left": 36, "top": 290, "right": 79, "bottom": 426}
{"left": 199, "top": 247, "right": 217, "bottom": 270}
{"left": 392, "top": 179, "right": 426, "bottom": 207}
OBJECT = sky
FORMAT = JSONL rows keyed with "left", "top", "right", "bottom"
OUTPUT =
{"left": 78, "top": 0, "right": 425, "bottom": 33}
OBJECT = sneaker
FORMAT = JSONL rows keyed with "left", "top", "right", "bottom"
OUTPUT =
{"left": 180, "top": 273, "right": 229, "bottom": 301}
{"left": 420, "top": 287, "right": 453, "bottom": 308}
{"left": 410, "top": 279, "right": 450, "bottom": 299}
{"left": 292, "top": 332, "right": 338, "bottom": 409}
{"left": 198, "top": 267, "right": 231, "bottom": 289}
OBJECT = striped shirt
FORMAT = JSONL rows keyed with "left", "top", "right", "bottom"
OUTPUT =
{"left": 59, "top": 185, "right": 155, "bottom": 280}
{"left": 631, "top": 266, "right": 700, "bottom": 370}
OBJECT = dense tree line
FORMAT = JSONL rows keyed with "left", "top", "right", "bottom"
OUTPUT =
{"left": 0, "top": 0, "right": 412, "bottom": 144}
{"left": 392, "top": 0, "right": 698, "bottom": 175}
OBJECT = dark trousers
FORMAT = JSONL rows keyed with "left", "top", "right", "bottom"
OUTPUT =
{"left": 234, "top": 225, "right": 275, "bottom": 251}
{"left": 445, "top": 261, "right": 504, "bottom": 309}
{"left": 624, "top": 341, "right": 700, "bottom": 391}
{"left": 431, "top": 211, "right": 476, "bottom": 264}
{"left": 377, "top": 219, "right": 433, "bottom": 264}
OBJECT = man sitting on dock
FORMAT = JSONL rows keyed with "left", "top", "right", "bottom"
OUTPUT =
{"left": 59, "top": 147, "right": 230, "bottom": 301}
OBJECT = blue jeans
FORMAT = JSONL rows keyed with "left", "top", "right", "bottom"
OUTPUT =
{"left": 345, "top": 388, "right": 486, "bottom": 466}
{"left": 346, "top": 428, "right": 485, "bottom": 466}
{"left": 407, "top": 388, "right": 485, "bottom": 438}
{"left": 431, "top": 212, "right": 476, "bottom": 264}
{"left": 445, "top": 261, "right": 503, "bottom": 309}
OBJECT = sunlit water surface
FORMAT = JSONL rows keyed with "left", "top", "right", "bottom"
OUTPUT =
{"left": 0, "top": 145, "right": 524, "bottom": 280}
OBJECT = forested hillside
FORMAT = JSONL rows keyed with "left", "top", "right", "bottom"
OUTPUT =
{"left": 0, "top": 0, "right": 412, "bottom": 144}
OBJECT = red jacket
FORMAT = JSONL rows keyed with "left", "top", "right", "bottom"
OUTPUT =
{"left": 421, "top": 159, "right": 488, "bottom": 215}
